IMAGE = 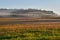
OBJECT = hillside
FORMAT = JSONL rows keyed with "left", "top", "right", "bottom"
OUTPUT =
{"left": 0, "top": 9, "right": 59, "bottom": 19}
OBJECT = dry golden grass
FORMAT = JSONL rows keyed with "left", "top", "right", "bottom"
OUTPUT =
{"left": 0, "top": 18, "right": 26, "bottom": 22}
{"left": 0, "top": 18, "right": 39, "bottom": 22}
{"left": 0, "top": 18, "right": 60, "bottom": 31}
{"left": 0, "top": 18, "right": 59, "bottom": 22}
{"left": 0, "top": 22, "right": 60, "bottom": 40}
{"left": 0, "top": 18, "right": 60, "bottom": 40}
{"left": 0, "top": 22, "right": 60, "bottom": 31}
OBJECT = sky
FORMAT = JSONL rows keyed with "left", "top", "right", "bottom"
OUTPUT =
{"left": 0, "top": 0, "right": 60, "bottom": 15}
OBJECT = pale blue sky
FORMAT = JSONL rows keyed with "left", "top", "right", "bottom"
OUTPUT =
{"left": 0, "top": 0, "right": 60, "bottom": 14}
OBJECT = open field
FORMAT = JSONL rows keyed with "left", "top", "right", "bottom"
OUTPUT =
{"left": 0, "top": 18, "right": 60, "bottom": 24}
{"left": 0, "top": 22, "right": 60, "bottom": 40}
{"left": 0, "top": 18, "right": 60, "bottom": 40}
{"left": 0, "top": 18, "right": 60, "bottom": 22}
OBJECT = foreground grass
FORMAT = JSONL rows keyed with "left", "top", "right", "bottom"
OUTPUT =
{"left": 0, "top": 23, "right": 60, "bottom": 40}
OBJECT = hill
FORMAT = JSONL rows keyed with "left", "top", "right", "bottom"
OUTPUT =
{"left": 0, "top": 8, "right": 59, "bottom": 19}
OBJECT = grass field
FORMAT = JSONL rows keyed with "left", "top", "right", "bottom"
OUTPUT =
{"left": 0, "top": 22, "right": 60, "bottom": 40}
{"left": 0, "top": 18, "right": 60, "bottom": 40}
{"left": 0, "top": 18, "right": 60, "bottom": 22}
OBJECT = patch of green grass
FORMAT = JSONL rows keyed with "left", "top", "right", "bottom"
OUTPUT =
{"left": 0, "top": 28, "right": 60, "bottom": 40}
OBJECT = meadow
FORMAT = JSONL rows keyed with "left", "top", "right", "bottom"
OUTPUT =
{"left": 0, "top": 22, "right": 60, "bottom": 40}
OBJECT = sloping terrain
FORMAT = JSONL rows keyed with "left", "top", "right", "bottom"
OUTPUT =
{"left": 0, "top": 9, "right": 60, "bottom": 40}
